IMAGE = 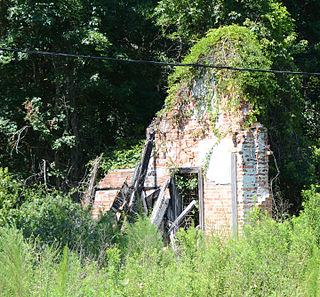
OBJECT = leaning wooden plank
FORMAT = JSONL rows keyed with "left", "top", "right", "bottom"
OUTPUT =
{"left": 150, "top": 177, "right": 171, "bottom": 229}
{"left": 167, "top": 200, "right": 197, "bottom": 234}
{"left": 111, "top": 181, "right": 130, "bottom": 212}
{"left": 128, "top": 140, "right": 153, "bottom": 210}
{"left": 130, "top": 161, "right": 141, "bottom": 188}
{"left": 124, "top": 161, "right": 141, "bottom": 208}
{"left": 124, "top": 161, "right": 141, "bottom": 210}
{"left": 136, "top": 140, "right": 153, "bottom": 190}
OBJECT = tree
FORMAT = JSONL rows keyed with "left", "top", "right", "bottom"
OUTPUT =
{"left": 0, "top": 0, "right": 165, "bottom": 191}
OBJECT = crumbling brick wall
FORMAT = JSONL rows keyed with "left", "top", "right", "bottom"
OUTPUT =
{"left": 93, "top": 168, "right": 134, "bottom": 219}
{"left": 93, "top": 82, "right": 272, "bottom": 234}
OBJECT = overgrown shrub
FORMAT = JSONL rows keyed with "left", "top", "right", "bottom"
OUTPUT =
{"left": 13, "top": 188, "right": 119, "bottom": 258}
{"left": 99, "top": 140, "right": 144, "bottom": 174}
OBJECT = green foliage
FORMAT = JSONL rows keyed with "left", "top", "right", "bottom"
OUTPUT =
{"left": 13, "top": 187, "right": 119, "bottom": 257}
{"left": 0, "top": 167, "right": 21, "bottom": 225}
{"left": 303, "top": 247, "right": 320, "bottom": 297}
{"left": 124, "top": 215, "right": 163, "bottom": 256}
{"left": 99, "top": 140, "right": 144, "bottom": 173}
{"left": 294, "top": 186, "right": 320, "bottom": 245}
{"left": 0, "top": 0, "right": 165, "bottom": 188}
{"left": 0, "top": 226, "right": 123, "bottom": 296}
{"left": 55, "top": 245, "right": 69, "bottom": 297}
{"left": 0, "top": 227, "right": 32, "bottom": 297}
{"left": 160, "top": 25, "right": 275, "bottom": 133}
{"left": 154, "top": 0, "right": 298, "bottom": 61}
{"left": 0, "top": 167, "right": 120, "bottom": 259}
{"left": 175, "top": 174, "right": 198, "bottom": 200}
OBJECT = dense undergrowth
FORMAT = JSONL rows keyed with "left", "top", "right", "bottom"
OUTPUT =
{"left": 1, "top": 172, "right": 320, "bottom": 296}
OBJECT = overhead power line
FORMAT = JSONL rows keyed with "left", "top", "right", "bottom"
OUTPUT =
{"left": 1, "top": 47, "right": 320, "bottom": 77}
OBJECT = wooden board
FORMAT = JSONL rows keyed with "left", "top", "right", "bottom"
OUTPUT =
{"left": 168, "top": 200, "right": 197, "bottom": 234}
{"left": 150, "top": 177, "right": 171, "bottom": 228}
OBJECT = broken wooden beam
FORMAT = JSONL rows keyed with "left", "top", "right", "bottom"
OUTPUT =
{"left": 127, "top": 130, "right": 154, "bottom": 217}
{"left": 111, "top": 123, "right": 155, "bottom": 230}
{"left": 167, "top": 200, "right": 197, "bottom": 234}
{"left": 83, "top": 153, "right": 103, "bottom": 205}
{"left": 111, "top": 181, "right": 130, "bottom": 212}
{"left": 150, "top": 177, "right": 171, "bottom": 229}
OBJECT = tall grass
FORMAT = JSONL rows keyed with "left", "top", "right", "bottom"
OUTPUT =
{"left": 1, "top": 186, "right": 320, "bottom": 296}
{"left": 0, "top": 227, "right": 30, "bottom": 297}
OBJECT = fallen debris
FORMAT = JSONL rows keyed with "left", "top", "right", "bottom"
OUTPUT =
{"left": 108, "top": 123, "right": 200, "bottom": 241}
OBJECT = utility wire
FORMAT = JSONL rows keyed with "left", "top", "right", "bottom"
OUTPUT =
{"left": 1, "top": 46, "right": 320, "bottom": 77}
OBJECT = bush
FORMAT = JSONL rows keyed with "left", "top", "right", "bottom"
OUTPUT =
{"left": 99, "top": 140, "right": 144, "bottom": 174}
{"left": 13, "top": 188, "right": 119, "bottom": 258}
{"left": 3, "top": 167, "right": 320, "bottom": 296}
{"left": 298, "top": 185, "right": 320, "bottom": 245}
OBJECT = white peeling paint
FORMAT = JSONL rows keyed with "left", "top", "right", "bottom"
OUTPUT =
{"left": 198, "top": 137, "right": 234, "bottom": 184}
{"left": 197, "top": 138, "right": 216, "bottom": 167}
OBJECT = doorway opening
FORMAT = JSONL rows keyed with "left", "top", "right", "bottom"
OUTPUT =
{"left": 169, "top": 167, "right": 204, "bottom": 231}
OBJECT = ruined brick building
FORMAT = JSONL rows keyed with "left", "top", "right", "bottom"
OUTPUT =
{"left": 89, "top": 27, "right": 276, "bottom": 235}
{"left": 92, "top": 69, "right": 273, "bottom": 235}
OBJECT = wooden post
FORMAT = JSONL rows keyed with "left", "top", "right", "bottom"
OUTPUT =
{"left": 231, "top": 153, "right": 238, "bottom": 237}
{"left": 127, "top": 137, "right": 154, "bottom": 217}
{"left": 197, "top": 168, "right": 204, "bottom": 231}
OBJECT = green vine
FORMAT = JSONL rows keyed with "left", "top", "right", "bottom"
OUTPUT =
{"left": 158, "top": 25, "right": 275, "bottom": 132}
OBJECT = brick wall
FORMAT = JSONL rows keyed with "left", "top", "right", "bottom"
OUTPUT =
{"left": 92, "top": 168, "right": 134, "bottom": 219}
